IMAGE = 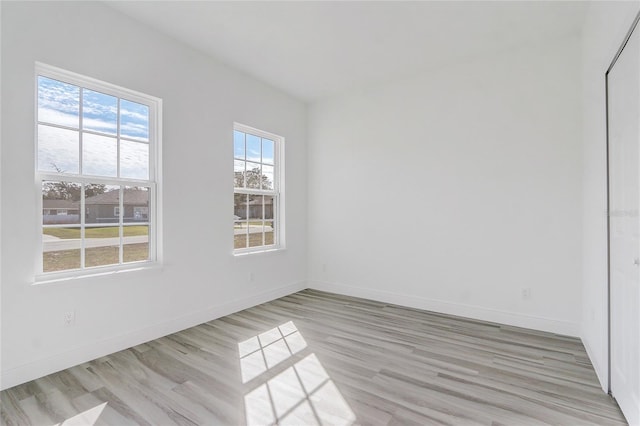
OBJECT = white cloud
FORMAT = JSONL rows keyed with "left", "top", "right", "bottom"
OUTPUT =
{"left": 120, "top": 140, "right": 149, "bottom": 180}
{"left": 83, "top": 133, "right": 117, "bottom": 177}
{"left": 38, "top": 78, "right": 149, "bottom": 140}
{"left": 38, "top": 123, "right": 149, "bottom": 179}
{"left": 38, "top": 107, "right": 79, "bottom": 128}
{"left": 38, "top": 125, "right": 79, "bottom": 174}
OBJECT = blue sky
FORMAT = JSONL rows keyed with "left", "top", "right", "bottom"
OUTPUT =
{"left": 234, "top": 130, "right": 275, "bottom": 189}
{"left": 37, "top": 76, "right": 150, "bottom": 179}
{"left": 234, "top": 130, "right": 274, "bottom": 164}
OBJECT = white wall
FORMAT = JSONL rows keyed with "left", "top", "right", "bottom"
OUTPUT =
{"left": 0, "top": 2, "right": 307, "bottom": 390}
{"left": 308, "top": 35, "right": 583, "bottom": 336}
{"left": 581, "top": 1, "right": 640, "bottom": 391}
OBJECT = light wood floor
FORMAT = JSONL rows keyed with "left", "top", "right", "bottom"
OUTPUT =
{"left": 1, "top": 289, "right": 627, "bottom": 425}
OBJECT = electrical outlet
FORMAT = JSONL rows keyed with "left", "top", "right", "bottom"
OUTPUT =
{"left": 63, "top": 310, "right": 76, "bottom": 326}
{"left": 248, "top": 272, "right": 254, "bottom": 282}
{"left": 522, "top": 288, "right": 531, "bottom": 300}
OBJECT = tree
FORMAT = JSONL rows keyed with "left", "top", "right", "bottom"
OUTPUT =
{"left": 41, "top": 164, "right": 107, "bottom": 200}
{"left": 42, "top": 181, "right": 81, "bottom": 201}
{"left": 85, "top": 183, "right": 107, "bottom": 198}
{"left": 42, "top": 182, "right": 108, "bottom": 201}
{"left": 235, "top": 167, "right": 272, "bottom": 190}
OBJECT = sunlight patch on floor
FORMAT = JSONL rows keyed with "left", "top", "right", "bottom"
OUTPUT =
{"left": 54, "top": 402, "right": 107, "bottom": 426}
{"left": 238, "top": 321, "right": 308, "bottom": 383}
{"left": 240, "top": 322, "right": 356, "bottom": 425}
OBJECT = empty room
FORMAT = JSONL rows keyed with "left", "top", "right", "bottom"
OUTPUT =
{"left": 1, "top": 1, "right": 639, "bottom": 425}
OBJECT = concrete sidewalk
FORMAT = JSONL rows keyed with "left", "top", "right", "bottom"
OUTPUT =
{"left": 43, "top": 236, "right": 148, "bottom": 252}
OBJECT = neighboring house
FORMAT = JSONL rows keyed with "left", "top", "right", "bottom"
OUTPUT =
{"left": 42, "top": 199, "right": 80, "bottom": 224}
{"left": 85, "top": 188, "right": 149, "bottom": 224}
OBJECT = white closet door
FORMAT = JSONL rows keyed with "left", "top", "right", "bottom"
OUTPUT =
{"left": 609, "top": 18, "right": 640, "bottom": 426}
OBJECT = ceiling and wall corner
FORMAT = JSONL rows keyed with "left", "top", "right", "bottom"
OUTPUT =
{"left": 104, "top": 1, "right": 589, "bottom": 103}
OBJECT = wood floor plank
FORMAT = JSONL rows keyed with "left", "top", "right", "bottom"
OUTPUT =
{"left": 16, "top": 395, "right": 57, "bottom": 425}
{"left": 0, "top": 390, "right": 30, "bottom": 426}
{"left": 0, "top": 289, "right": 627, "bottom": 425}
{"left": 70, "top": 392, "right": 136, "bottom": 426}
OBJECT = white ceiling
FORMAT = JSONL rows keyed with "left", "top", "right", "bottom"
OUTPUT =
{"left": 105, "top": 1, "right": 589, "bottom": 103}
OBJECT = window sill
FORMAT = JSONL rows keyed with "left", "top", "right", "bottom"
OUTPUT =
{"left": 233, "top": 247, "right": 286, "bottom": 258}
{"left": 33, "top": 262, "right": 162, "bottom": 285}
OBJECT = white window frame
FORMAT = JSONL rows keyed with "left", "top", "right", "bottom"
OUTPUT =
{"left": 35, "top": 63, "right": 163, "bottom": 282}
{"left": 233, "top": 123, "right": 284, "bottom": 255}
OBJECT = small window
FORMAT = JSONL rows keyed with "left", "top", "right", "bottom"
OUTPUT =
{"left": 36, "top": 63, "right": 161, "bottom": 278}
{"left": 134, "top": 206, "right": 149, "bottom": 221}
{"left": 233, "top": 124, "right": 283, "bottom": 253}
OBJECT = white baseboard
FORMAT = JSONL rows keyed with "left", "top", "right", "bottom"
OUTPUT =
{"left": 1, "top": 280, "right": 307, "bottom": 391}
{"left": 581, "top": 333, "right": 608, "bottom": 392}
{"left": 2, "top": 279, "right": 583, "bottom": 391}
{"left": 308, "top": 280, "right": 580, "bottom": 337}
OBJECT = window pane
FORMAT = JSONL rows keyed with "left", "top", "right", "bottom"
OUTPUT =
{"left": 264, "top": 195, "right": 274, "bottom": 220}
{"left": 82, "top": 89, "right": 117, "bottom": 135}
{"left": 234, "top": 193, "right": 247, "bottom": 220}
{"left": 245, "top": 162, "right": 261, "bottom": 189}
{"left": 38, "top": 76, "right": 79, "bottom": 128}
{"left": 120, "top": 99, "right": 149, "bottom": 141}
{"left": 248, "top": 221, "right": 265, "bottom": 248}
{"left": 38, "top": 125, "right": 79, "bottom": 174}
{"left": 265, "top": 221, "right": 275, "bottom": 246}
{"left": 83, "top": 133, "right": 117, "bottom": 176}
{"left": 262, "top": 138, "right": 274, "bottom": 164}
{"left": 234, "top": 130, "right": 245, "bottom": 159}
{"left": 42, "top": 181, "right": 80, "bottom": 225}
{"left": 262, "top": 165, "right": 274, "bottom": 190}
{"left": 248, "top": 195, "right": 263, "bottom": 221}
{"left": 43, "top": 228, "right": 80, "bottom": 272}
{"left": 234, "top": 193, "right": 248, "bottom": 249}
{"left": 85, "top": 226, "right": 120, "bottom": 268}
{"left": 234, "top": 221, "right": 248, "bottom": 249}
{"left": 124, "top": 225, "right": 149, "bottom": 263}
{"left": 246, "top": 134, "right": 261, "bottom": 162}
{"left": 86, "top": 185, "right": 120, "bottom": 224}
{"left": 124, "top": 186, "right": 150, "bottom": 223}
{"left": 120, "top": 140, "right": 149, "bottom": 180}
{"left": 234, "top": 160, "right": 245, "bottom": 188}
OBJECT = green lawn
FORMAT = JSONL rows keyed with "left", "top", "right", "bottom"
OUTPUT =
{"left": 43, "top": 226, "right": 148, "bottom": 239}
{"left": 43, "top": 243, "right": 149, "bottom": 273}
{"left": 234, "top": 232, "right": 274, "bottom": 249}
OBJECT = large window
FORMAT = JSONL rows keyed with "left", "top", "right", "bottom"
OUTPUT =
{"left": 234, "top": 124, "right": 283, "bottom": 253}
{"left": 36, "top": 63, "right": 161, "bottom": 278}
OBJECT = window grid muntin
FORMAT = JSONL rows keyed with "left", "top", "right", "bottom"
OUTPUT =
{"left": 41, "top": 181, "right": 154, "bottom": 272}
{"left": 37, "top": 85, "right": 151, "bottom": 180}
{"left": 36, "top": 63, "right": 158, "bottom": 277}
